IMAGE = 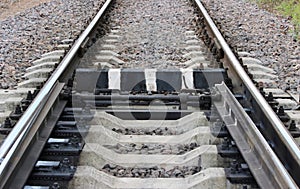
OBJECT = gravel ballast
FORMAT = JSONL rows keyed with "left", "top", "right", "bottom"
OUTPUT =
{"left": 0, "top": 0, "right": 299, "bottom": 93}
{"left": 201, "top": 0, "right": 300, "bottom": 94}
{"left": 81, "top": 0, "right": 201, "bottom": 69}
{"left": 0, "top": 0, "right": 106, "bottom": 89}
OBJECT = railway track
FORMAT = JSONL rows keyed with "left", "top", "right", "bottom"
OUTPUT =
{"left": 0, "top": 0, "right": 299, "bottom": 188}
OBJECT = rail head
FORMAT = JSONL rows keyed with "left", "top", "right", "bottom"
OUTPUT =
{"left": 0, "top": 0, "right": 113, "bottom": 183}
{"left": 194, "top": 0, "right": 300, "bottom": 186}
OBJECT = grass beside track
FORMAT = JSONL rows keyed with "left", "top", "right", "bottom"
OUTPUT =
{"left": 253, "top": 0, "right": 300, "bottom": 39}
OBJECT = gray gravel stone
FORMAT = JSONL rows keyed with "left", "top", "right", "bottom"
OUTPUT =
{"left": 201, "top": 0, "right": 300, "bottom": 94}
{"left": 112, "top": 127, "right": 179, "bottom": 135}
{"left": 0, "top": 0, "right": 106, "bottom": 89}
{"left": 102, "top": 164, "right": 201, "bottom": 178}
{"left": 81, "top": 0, "right": 201, "bottom": 69}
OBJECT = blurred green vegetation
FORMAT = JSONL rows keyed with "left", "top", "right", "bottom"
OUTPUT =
{"left": 254, "top": 0, "right": 299, "bottom": 39}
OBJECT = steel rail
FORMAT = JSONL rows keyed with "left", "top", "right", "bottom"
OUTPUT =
{"left": 214, "top": 83, "right": 297, "bottom": 188}
{"left": 194, "top": 0, "right": 300, "bottom": 187}
{"left": 0, "top": 0, "right": 112, "bottom": 182}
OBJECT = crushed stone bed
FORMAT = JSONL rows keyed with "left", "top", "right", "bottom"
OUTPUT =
{"left": 201, "top": 0, "right": 300, "bottom": 94}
